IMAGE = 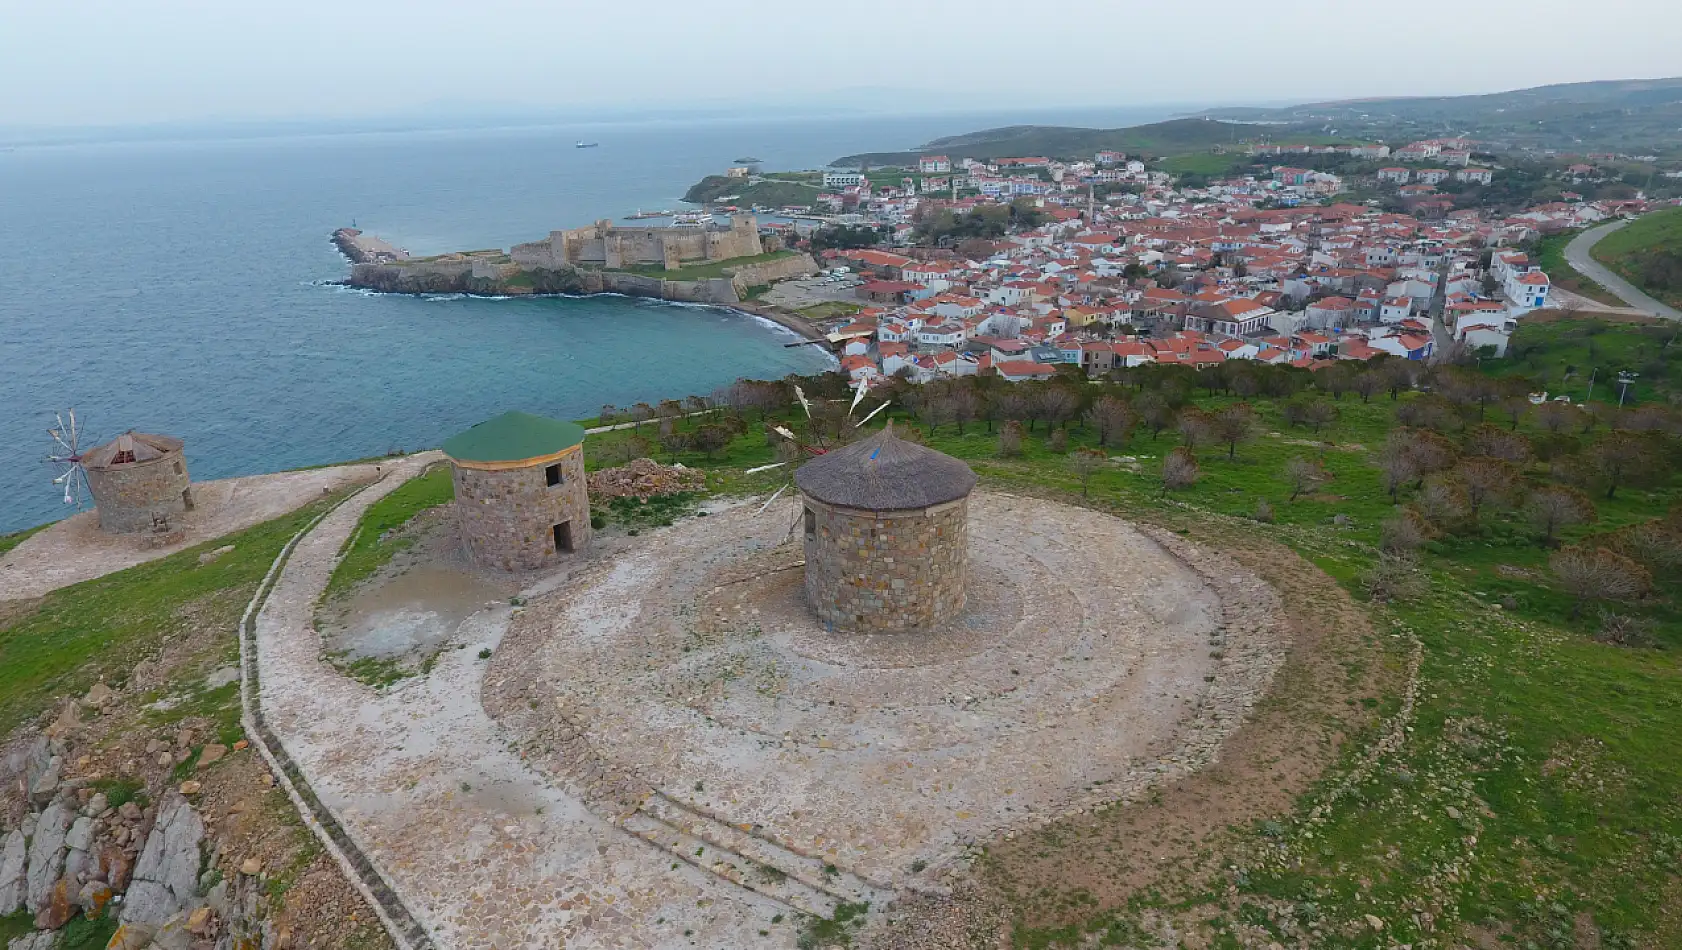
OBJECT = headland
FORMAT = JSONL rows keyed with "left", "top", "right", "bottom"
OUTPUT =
{"left": 333, "top": 215, "right": 819, "bottom": 317}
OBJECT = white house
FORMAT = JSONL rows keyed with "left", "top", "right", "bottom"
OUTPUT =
{"left": 822, "top": 171, "right": 866, "bottom": 188}
{"left": 1503, "top": 269, "right": 1551, "bottom": 313}
{"left": 1380, "top": 297, "right": 1415, "bottom": 323}
{"left": 918, "top": 155, "right": 952, "bottom": 174}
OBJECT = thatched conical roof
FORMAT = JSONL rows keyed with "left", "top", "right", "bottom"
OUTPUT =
{"left": 794, "top": 424, "right": 975, "bottom": 511}
{"left": 83, "top": 432, "right": 184, "bottom": 470}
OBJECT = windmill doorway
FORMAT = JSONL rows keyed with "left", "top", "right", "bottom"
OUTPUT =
{"left": 553, "top": 521, "right": 574, "bottom": 553}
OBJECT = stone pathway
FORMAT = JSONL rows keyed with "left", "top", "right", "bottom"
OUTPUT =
{"left": 254, "top": 454, "right": 802, "bottom": 949}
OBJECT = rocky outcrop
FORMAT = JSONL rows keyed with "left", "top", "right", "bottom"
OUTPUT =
{"left": 7, "top": 932, "right": 56, "bottom": 950}
{"left": 121, "top": 796, "right": 205, "bottom": 926}
{"left": 23, "top": 800, "right": 72, "bottom": 912}
{"left": 0, "top": 829, "right": 24, "bottom": 913}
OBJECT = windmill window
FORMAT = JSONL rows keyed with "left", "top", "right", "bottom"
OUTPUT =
{"left": 804, "top": 508, "right": 816, "bottom": 537}
{"left": 174, "top": 461, "right": 184, "bottom": 475}
{"left": 545, "top": 464, "right": 563, "bottom": 487}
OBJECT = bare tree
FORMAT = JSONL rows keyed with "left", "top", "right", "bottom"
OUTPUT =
{"left": 1320, "top": 363, "right": 1356, "bottom": 401}
{"left": 1302, "top": 399, "right": 1339, "bottom": 434}
{"left": 1455, "top": 456, "right": 1522, "bottom": 525}
{"left": 1085, "top": 396, "right": 1136, "bottom": 448}
{"left": 599, "top": 404, "right": 621, "bottom": 427}
{"left": 1364, "top": 553, "right": 1427, "bottom": 603}
{"left": 1464, "top": 424, "right": 1533, "bottom": 465}
{"left": 1606, "top": 518, "right": 1682, "bottom": 573}
{"left": 995, "top": 391, "right": 1033, "bottom": 430}
{"left": 1525, "top": 484, "right": 1598, "bottom": 547}
{"left": 1135, "top": 391, "right": 1175, "bottom": 440}
{"left": 1532, "top": 400, "right": 1573, "bottom": 434}
{"left": 1550, "top": 545, "right": 1651, "bottom": 619}
{"left": 1352, "top": 371, "right": 1383, "bottom": 404}
{"left": 1176, "top": 408, "right": 1214, "bottom": 454}
{"left": 997, "top": 420, "right": 1024, "bottom": 458}
{"left": 630, "top": 402, "right": 656, "bottom": 430}
{"left": 1585, "top": 431, "right": 1656, "bottom": 499}
{"left": 911, "top": 386, "right": 954, "bottom": 435}
{"left": 1068, "top": 448, "right": 1106, "bottom": 498}
{"left": 949, "top": 386, "right": 981, "bottom": 435}
{"left": 691, "top": 424, "right": 733, "bottom": 460}
{"left": 657, "top": 421, "right": 690, "bottom": 462}
{"left": 1380, "top": 509, "right": 1434, "bottom": 554}
{"left": 1160, "top": 446, "right": 1200, "bottom": 495}
{"left": 1034, "top": 385, "right": 1082, "bottom": 433}
{"left": 1417, "top": 474, "right": 1471, "bottom": 528}
{"left": 1498, "top": 395, "right": 1530, "bottom": 431}
{"left": 1283, "top": 456, "right": 1323, "bottom": 502}
{"left": 1211, "top": 403, "right": 1258, "bottom": 460}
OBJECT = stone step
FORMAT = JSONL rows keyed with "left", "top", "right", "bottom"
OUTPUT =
{"left": 620, "top": 811, "right": 838, "bottom": 918}
{"left": 638, "top": 793, "right": 891, "bottom": 911}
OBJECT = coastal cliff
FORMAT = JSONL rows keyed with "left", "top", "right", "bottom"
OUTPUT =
{"left": 332, "top": 228, "right": 818, "bottom": 309}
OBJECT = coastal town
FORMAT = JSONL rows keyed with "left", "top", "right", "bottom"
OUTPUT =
{"left": 721, "top": 138, "right": 1675, "bottom": 386}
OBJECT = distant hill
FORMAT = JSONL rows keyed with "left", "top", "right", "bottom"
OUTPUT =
{"left": 1202, "top": 77, "right": 1682, "bottom": 153}
{"left": 831, "top": 117, "right": 1279, "bottom": 167}
{"left": 830, "top": 78, "right": 1682, "bottom": 168}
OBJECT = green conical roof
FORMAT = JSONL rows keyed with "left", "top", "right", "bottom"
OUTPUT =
{"left": 442, "top": 411, "right": 586, "bottom": 463}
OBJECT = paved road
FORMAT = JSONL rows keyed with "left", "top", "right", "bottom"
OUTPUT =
{"left": 1564, "top": 221, "right": 1681, "bottom": 321}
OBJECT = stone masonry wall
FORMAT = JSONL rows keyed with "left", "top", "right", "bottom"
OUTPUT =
{"left": 451, "top": 447, "right": 591, "bottom": 572}
{"left": 86, "top": 454, "right": 193, "bottom": 533}
{"left": 726, "top": 253, "right": 818, "bottom": 292}
{"left": 801, "top": 496, "right": 969, "bottom": 633}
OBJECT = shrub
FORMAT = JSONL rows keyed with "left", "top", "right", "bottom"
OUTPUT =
{"left": 1253, "top": 498, "right": 1275, "bottom": 523}
{"left": 997, "top": 421, "right": 1024, "bottom": 458}
{"left": 589, "top": 513, "right": 608, "bottom": 531}
{"left": 1363, "top": 553, "right": 1427, "bottom": 603}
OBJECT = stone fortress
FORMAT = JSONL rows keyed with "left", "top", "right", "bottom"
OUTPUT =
{"left": 511, "top": 214, "right": 763, "bottom": 272}
{"left": 81, "top": 431, "right": 194, "bottom": 534}
{"left": 796, "top": 425, "right": 976, "bottom": 633}
{"left": 441, "top": 411, "right": 592, "bottom": 572}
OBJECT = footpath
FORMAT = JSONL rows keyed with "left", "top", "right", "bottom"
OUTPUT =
{"left": 251, "top": 453, "right": 799, "bottom": 948}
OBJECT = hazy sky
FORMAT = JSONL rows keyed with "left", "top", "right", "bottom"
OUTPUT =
{"left": 5, "top": 0, "right": 1680, "bottom": 128}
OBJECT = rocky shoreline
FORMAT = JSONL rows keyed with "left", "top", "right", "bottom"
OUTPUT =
{"left": 328, "top": 228, "right": 827, "bottom": 343}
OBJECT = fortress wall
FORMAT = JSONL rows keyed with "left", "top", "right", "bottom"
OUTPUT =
{"left": 727, "top": 253, "right": 818, "bottom": 291}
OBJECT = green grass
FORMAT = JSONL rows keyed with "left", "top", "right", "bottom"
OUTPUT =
{"left": 0, "top": 911, "right": 33, "bottom": 946}
{"left": 323, "top": 464, "right": 453, "bottom": 600}
{"left": 1158, "top": 152, "right": 1244, "bottom": 177}
{"left": 1592, "top": 207, "right": 1682, "bottom": 309}
{"left": 0, "top": 522, "right": 50, "bottom": 558}
{"left": 1536, "top": 230, "right": 1622, "bottom": 306}
{"left": 796, "top": 301, "right": 864, "bottom": 322}
{"left": 614, "top": 250, "right": 800, "bottom": 282}
{"left": 1501, "top": 316, "right": 1682, "bottom": 404}
{"left": 0, "top": 495, "right": 345, "bottom": 739}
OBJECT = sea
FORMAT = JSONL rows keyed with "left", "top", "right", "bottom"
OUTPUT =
{"left": 0, "top": 106, "right": 1174, "bottom": 533}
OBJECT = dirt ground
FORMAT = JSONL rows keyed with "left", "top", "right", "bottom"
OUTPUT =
{"left": 862, "top": 494, "right": 1405, "bottom": 947}
{"left": 0, "top": 464, "right": 383, "bottom": 601}
{"left": 485, "top": 491, "right": 1290, "bottom": 945}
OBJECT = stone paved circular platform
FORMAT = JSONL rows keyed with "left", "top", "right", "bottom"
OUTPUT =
{"left": 491, "top": 492, "right": 1288, "bottom": 892}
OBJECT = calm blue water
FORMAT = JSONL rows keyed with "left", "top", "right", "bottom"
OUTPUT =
{"left": 0, "top": 107, "right": 1171, "bottom": 532}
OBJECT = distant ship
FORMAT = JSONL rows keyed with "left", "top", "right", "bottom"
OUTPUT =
{"left": 625, "top": 209, "right": 676, "bottom": 220}
{"left": 576, "top": 141, "right": 599, "bottom": 149}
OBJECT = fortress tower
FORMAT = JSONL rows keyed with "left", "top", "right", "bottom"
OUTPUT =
{"left": 794, "top": 425, "right": 976, "bottom": 633}
{"left": 442, "top": 412, "right": 592, "bottom": 572}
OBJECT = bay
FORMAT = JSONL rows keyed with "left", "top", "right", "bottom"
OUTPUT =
{"left": 0, "top": 106, "right": 1172, "bottom": 532}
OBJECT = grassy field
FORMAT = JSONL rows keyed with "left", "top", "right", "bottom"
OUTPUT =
{"left": 0, "top": 522, "right": 49, "bottom": 557}
{"left": 1591, "top": 207, "right": 1682, "bottom": 309}
{"left": 0, "top": 494, "right": 343, "bottom": 741}
{"left": 322, "top": 464, "right": 453, "bottom": 601}
{"left": 616, "top": 249, "right": 800, "bottom": 282}
{"left": 1500, "top": 315, "right": 1682, "bottom": 404}
{"left": 1536, "top": 230, "right": 1623, "bottom": 306}
{"left": 797, "top": 301, "right": 864, "bottom": 321}
{"left": 1157, "top": 152, "right": 1246, "bottom": 177}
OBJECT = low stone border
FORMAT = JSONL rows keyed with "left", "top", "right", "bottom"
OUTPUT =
{"left": 236, "top": 486, "right": 436, "bottom": 950}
